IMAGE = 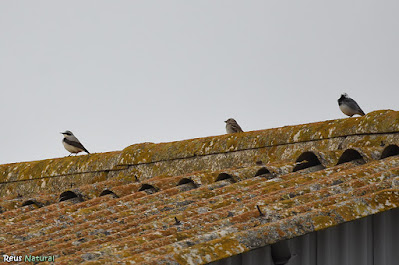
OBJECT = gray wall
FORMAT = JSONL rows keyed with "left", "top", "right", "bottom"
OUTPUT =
{"left": 209, "top": 208, "right": 399, "bottom": 265}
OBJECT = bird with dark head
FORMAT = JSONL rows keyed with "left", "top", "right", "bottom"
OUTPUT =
{"left": 338, "top": 93, "right": 365, "bottom": 117}
{"left": 225, "top": 118, "right": 243, "bottom": 134}
{"left": 61, "top": 130, "right": 90, "bottom": 156}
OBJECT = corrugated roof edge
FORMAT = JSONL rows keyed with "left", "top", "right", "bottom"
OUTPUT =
{"left": 153, "top": 189, "right": 399, "bottom": 265}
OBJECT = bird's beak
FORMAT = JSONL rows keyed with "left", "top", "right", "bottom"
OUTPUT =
{"left": 224, "top": 120, "right": 227, "bottom": 123}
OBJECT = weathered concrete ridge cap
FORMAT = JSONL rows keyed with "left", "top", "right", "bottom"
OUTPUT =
{"left": 119, "top": 110, "right": 399, "bottom": 166}
{"left": 0, "top": 151, "right": 121, "bottom": 183}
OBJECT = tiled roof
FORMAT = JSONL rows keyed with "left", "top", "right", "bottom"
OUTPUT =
{"left": 0, "top": 110, "right": 399, "bottom": 264}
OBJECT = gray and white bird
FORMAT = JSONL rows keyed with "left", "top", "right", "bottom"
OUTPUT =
{"left": 61, "top": 130, "right": 90, "bottom": 156}
{"left": 338, "top": 93, "right": 365, "bottom": 117}
{"left": 225, "top": 118, "right": 243, "bottom": 133}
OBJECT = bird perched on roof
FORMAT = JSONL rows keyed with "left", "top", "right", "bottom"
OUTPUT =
{"left": 338, "top": 93, "right": 365, "bottom": 117}
{"left": 61, "top": 130, "right": 90, "bottom": 156}
{"left": 225, "top": 118, "right": 243, "bottom": 133}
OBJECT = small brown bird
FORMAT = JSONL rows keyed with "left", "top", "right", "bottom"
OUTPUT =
{"left": 61, "top": 131, "right": 90, "bottom": 156}
{"left": 225, "top": 118, "right": 243, "bottom": 133}
{"left": 338, "top": 93, "right": 366, "bottom": 117}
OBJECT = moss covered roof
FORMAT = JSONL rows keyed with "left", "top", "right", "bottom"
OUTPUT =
{"left": 0, "top": 110, "right": 399, "bottom": 264}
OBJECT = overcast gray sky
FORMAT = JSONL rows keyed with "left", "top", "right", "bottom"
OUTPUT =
{"left": 0, "top": 1, "right": 398, "bottom": 164}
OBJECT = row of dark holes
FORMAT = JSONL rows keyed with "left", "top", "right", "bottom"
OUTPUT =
{"left": 21, "top": 145, "right": 399, "bottom": 208}
{"left": 293, "top": 145, "right": 399, "bottom": 172}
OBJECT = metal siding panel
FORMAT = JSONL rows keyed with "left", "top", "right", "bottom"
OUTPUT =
{"left": 231, "top": 255, "right": 242, "bottom": 265}
{"left": 317, "top": 225, "right": 341, "bottom": 265}
{"left": 271, "top": 241, "right": 292, "bottom": 264}
{"left": 287, "top": 233, "right": 317, "bottom": 265}
{"left": 374, "top": 208, "right": 399, "bottom": 265}
{"left": 342, "top": 215, "right": 373, "bottom": 265}
{"left": 207, "top": 246, "right": 274, "bottom": 265}
{"left": 241, "top": 245, "right": 274, "bottom": 265}
{"left": 316, "top": 215, "right": 374, "bottom": 265}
